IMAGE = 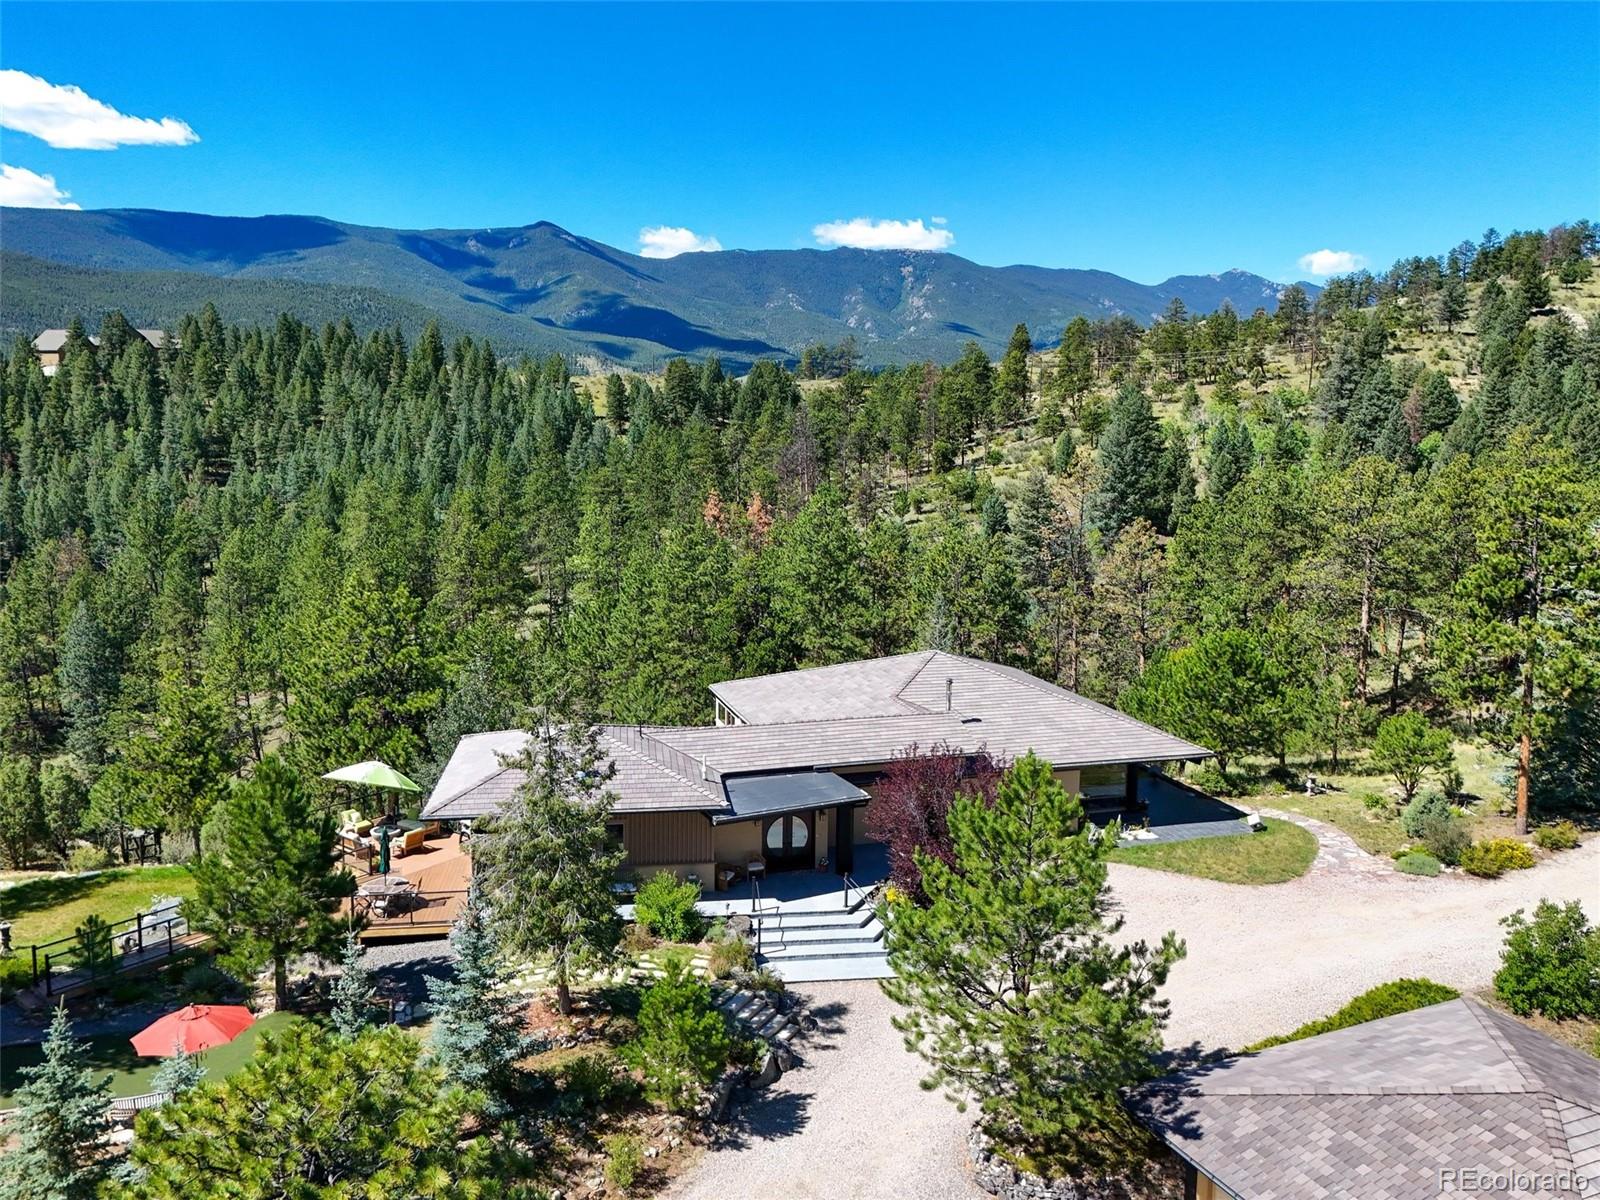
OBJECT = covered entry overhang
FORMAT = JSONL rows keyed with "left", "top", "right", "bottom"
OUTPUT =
{"left": 711, "top": 770, "right": 869, "bottom": 875}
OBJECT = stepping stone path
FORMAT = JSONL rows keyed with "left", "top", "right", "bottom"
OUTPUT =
{"left": 499, "top": 949, "right": 714, "bottom": 998}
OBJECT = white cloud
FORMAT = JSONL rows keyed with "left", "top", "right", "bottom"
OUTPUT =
{"left": 930, "top": 215, "right": 948, "bottom": 226}
{"left": 0, "top": 70, "right": 199, "bottom": 150}
{"left": 812, "top": 216, "right": 954, "bottom": 252}
{"left": 637, "top": 225, "right": 723, "bottom": 258}
{"left": 0, "top": 163, "right": 80, "bottom": 209}
{"left": 1297, "top": 248, "right": 1366, "bottom": 277}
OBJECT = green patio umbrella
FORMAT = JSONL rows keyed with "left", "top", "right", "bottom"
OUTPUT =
{"left": 321, "top": 761, "right": 423, "bottom": 793}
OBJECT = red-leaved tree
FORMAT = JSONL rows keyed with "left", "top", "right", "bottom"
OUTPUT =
{"left": 868, "top": 741, "right": 1002, "bottom": 900}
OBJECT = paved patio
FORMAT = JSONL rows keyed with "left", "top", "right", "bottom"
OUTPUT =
{"left": 1115, "top": 771, "right": 1249, "bottom": 845}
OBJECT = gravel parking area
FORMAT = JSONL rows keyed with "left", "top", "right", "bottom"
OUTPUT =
{"left": 662, "top": 980, "right": 984, "bottom": 1200}
{"left": 1111, "top": 838, "right": 1600, "bottom": 1051}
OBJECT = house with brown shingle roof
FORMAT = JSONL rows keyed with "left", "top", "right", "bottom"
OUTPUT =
{"left": 1129, "top": 998, "right": 1600, "bottom": 1200}
{"left": 31, "top": 327, "right": 175, "bottom": 375}
{"left": 423, "top": 650, "right": 1212, "bottom": 887}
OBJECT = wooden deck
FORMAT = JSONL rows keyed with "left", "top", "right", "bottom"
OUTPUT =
{"left": 341, "top": 833, "right": 471, "bottom": 940}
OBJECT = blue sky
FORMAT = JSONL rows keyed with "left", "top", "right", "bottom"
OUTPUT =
{"left": 2, "top": 2, "right": 1595, "bottom": 283}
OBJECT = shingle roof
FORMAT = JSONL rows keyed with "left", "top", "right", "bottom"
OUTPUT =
{"left": 1130, "top": 999, "right": 1600, "bottom": 1199}
{"left": 32, "top": 330, "right": 99, "bottom": 353}
{"left": 424, "top": 653, "right": 1210, "bottom": 820}
{"left": 423, "top": 727, "right": 724, "bottom": 819}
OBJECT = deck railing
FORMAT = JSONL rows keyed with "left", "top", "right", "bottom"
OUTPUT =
{"left": 27, "top": 903, "right": 189, "bottom": 995}
{"left": 352, "top": 888, "right": 468, "bottom": 930}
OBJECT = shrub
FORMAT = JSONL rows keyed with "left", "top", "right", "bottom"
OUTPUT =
{"left": 621, "top": 923, "right": 657, "bottom": 955}
{"left": 1361, "top": 792, "right": 1390, "bottom": 813}
{"left": 603, "top": 1133, "right": 644, "bottom": 1192}
{"left": 1459, "top": 838, "right": 1535, "bottom": 878}
{"left": 180, "top": 962, "right": 238, "bottom": 1001}
{"left": 1246, "top": 978, "right": 1459, "bottom": 1050}
{"left": 707, "top": 937, "right": 754, "bottom": 979}
{"left": 558, "top": 1048, "right": 638, "bottom": 1113}
{"left": 1395, "top": 852, "right": 1441, "bottom": 877}
{"left": 624, "top": 960, "right": 731, "bottom": 1113}
{"left": 1533, "top": 821, "right": 1582, "bottom": 851}
{"left": 1420, "top": 813, "right": 1471, "bottom": 866}
{"left": 1371, "top": 713, "right": 1455, "bottom": 803}
{"left": 66, "top": 844, "right": 113, "bottom": 872}
{"left": 633, "top": 872, "right": 702, "bottom": 943}
{"left": 1401, "top": 790, "right": 1453, "bottom": 839}
{"left": 1494, "top": 900, "right": 1600, "bottom": 1020}
{"left": 1189, "top": 764, "right": 1229, "bottom": 796}
{"left": 732, "top": 965, "right": 786, "bottom": 996}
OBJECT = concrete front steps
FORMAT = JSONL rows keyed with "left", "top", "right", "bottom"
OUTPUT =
{"left": 754, "top": 894, "right": 892, "bottom": 982}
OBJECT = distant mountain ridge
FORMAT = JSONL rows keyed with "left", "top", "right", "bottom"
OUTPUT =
{"left": 0, "top": 207, "right": 1318, "bottom": 368}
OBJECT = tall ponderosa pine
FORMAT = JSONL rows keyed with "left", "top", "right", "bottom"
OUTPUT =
{"left": 125, "top": 665, "right": 239, "bottom": 856}
{"left": 0, "top": 1005, "right": 110, "bottom": 1200}
{"left": 58, "top": 600, "right": 118, "bottom": 767}
{"left": 882, "top": 753, "right": 1184, "bottom": 1179}
{"left": 186, "top": 757, "right": 354, "bottom": 1006}
{"left": 1436, "top": 435, "right": 1600, "bottom": 833}
{"left": 425, "top": 885, "right": 538, "bottom": 1117}
{"left": 471, "top": 717, "right": 626, "bottom": 1014}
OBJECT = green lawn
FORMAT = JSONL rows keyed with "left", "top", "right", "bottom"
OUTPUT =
{"left": 1106, "top": 818, "right": 1318, "bottom": 884}
{"left": 0, "top": 866, "right": 197, "bottom": 951}
{"left": 1, "top": 1012, "right": 300, "bottom": 1103}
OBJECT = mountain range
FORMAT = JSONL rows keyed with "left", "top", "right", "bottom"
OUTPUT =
{"left": 1, "top": 207, "right": 1317, "bottom": 369}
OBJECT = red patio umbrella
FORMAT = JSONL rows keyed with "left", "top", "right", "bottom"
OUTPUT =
{"left": 130, "top": 1004, "right": 255, "bottom": 1056}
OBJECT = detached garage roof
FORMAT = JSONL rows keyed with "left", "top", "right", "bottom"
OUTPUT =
{"left": 1130, "top": 999, "right": 1600, "bottom": 1199}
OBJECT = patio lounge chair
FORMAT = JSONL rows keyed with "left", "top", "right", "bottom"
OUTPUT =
{"left": 392, "top": 828, "right": 427, "bottom": 857}
{"left": 339, "top": 809, "right": 372, "bottom": 836}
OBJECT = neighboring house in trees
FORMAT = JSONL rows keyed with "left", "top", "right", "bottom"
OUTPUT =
{"left": 1129, "top": 998, "right": 1600, "bottom": 1200}
{"left": 31, "top": 328, "right": 174, "bottom": 374}
{"left": 424, "top": 650, "right": 1211, "bottom": 886}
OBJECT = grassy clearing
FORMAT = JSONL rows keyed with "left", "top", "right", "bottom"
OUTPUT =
{"left": 0, "top": 1012, "right": 300, "bottom": 1103}
{"left": 0, "top": 866, "right": 197, "bottom": 951}
{"left": 1106, "top": 818, "right": 1318, "bottom": 885}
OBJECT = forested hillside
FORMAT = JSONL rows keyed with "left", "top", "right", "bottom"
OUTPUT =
{"left": 1, "top": 207, "right": 1314, "bottom": 368}
{"left": 1, "top": 220, "right": 1596, "bottom": 865}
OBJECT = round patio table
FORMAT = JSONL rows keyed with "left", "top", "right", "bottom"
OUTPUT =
{"left": 357, "top": 875, "right": 412, "bottom": 897}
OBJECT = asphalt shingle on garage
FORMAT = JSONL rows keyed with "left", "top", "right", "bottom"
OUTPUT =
{"left": 1130, "top": 998, "right": 1600, "bottom": 1199}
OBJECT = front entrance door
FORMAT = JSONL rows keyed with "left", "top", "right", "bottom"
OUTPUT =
{"left": 762, "top": 813, "right": 813, "bottom": 871}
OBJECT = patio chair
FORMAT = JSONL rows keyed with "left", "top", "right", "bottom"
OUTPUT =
{"left": 392, "top": 828, "right": 426, "bottom": 857}
{"left": 339, "top": 809, "right": 372, "bottom": 837}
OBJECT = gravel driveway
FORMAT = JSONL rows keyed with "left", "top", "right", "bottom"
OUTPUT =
{"left": 662, "top": 980, "right": 985, "bottom": 1200}
{"left": 1110, "top": 837, "right": 1600, "bottom": 1051}
{"left": 666, "top": 837, "right": 1598, "bottom": 1197}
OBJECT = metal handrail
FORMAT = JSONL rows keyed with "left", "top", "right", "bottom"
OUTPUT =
{"left": 751, "top": 876, "right": 762, "bottom": 957}
{"left": 842, "top": 873, "right": 859, "bottom": 910}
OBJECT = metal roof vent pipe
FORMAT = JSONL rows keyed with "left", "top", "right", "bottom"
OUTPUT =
{"left": 946, "top": 677, "right": 954, "bottom": 712}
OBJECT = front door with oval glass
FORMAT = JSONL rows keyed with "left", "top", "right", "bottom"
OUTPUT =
{"left": 762, "top": 813, "right": 813, "bottom": 871}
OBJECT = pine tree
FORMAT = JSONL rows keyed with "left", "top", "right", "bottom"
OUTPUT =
{"left": 186, "top": 757, "right": 354, "bottom": 1006}
{"left": 328, "top": 927, "right": 374, "bottom": 1039}
{"left": 0, "top": 1005, "right": 111, "bottom": 1200}
{"left": 125, "top": 666, "right": 239, "bottom": 857}
{"left": 626, "top": 960, "right": 731, "bottom": 1114}
{"left": 1092, "top": 384, "right": 1167, "bottom": 536}
{"left": 993, "top": 324, "right": 1031, "bottom": 427}
{"left": 150, "top": 1044, "right": 206, "bottom": 1097}
{"left": 1436, "top": 275, "right": 1469, "bottom": 332}
{"left": 58, "top": 601, "right": 118, "bottom": 768}
{"left": 425, "top": 885, "right": 538, "bottom": 1117}
{"left": 1436, "top": 435, "right": 1600, "bottom": 833}
{"left": 471, "top": 716, "right": 625, "bottom": 1014}
{"left": 882, "top": 754, "right": 1184, "bottom": 1179}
